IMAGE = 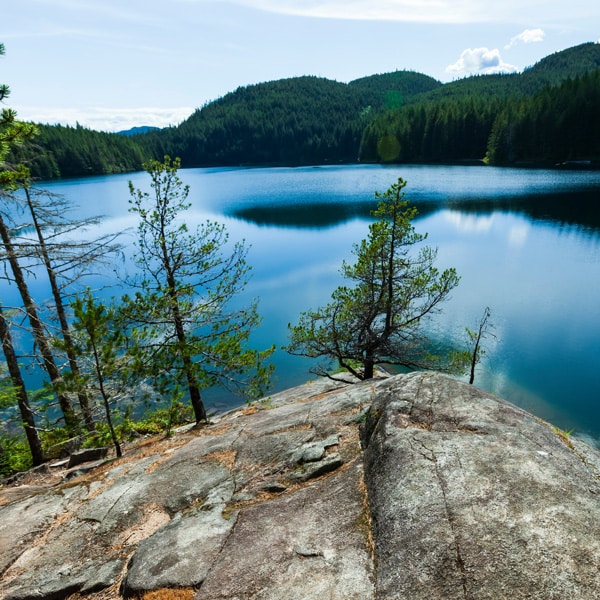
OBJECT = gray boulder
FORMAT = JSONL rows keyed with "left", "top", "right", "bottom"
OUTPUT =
{"left": 362, "top": 372, "right": 600, "bottom": 599}
{"left": 0, "top": 372, "right": 599, "bottom": 599}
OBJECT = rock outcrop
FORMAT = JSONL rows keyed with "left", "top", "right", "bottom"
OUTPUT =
{"left": 1, "top": 372, "right": 599, "bottom": 599}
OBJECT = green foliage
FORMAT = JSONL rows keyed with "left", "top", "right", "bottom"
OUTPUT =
{"left": 0, "top": 401, "right": 195, "bottom": 477}
{"left": 0, "top": 377, "right": 18, "bottom": 409}
{"left": 1, "top": 43, "right": 47, "bottom": 467}
{"left": 287, "top": 178, "right": 460, "bottom": 380}
{"left": 359, "top": 94, "right": 503, "bottom": 163}
{"left": 60, "top": 290, "right": 130, "bottom": 456}
{"left": 360, "top": 43, "right": 600, "bottom": 166}
{"left": 0, "top": 43, "right": 38, "bottom": 166}
{"left": 78, "top": 402, "right": 193, "bottom": 449}
{"left": 6, "top": 70, "right": 441, "bottom": 176}
{"left": 8, "top": 123, "right": 147, "bottom": 179}
{"left": 138, "top": 402, "right": 194, "bottom": 435}
{"left": 485, "top": 69, "right": 600, "bottom": 165}
{"left": 348, "top": 70, "right": 441, "bottom": 107}
{"left": 38, "top": 427, "right": 72, "bottom": 460}
{"left": 144, "top": 73, "right": 438, "bottom": 167}
{"left": 520, "top": 42, "right": 600, "bottom": 87}
{"left": 1, "top": 42, "right": 37, "bottom": 171}
{"left": 0, "top": 435, "right": 33, "bottom": 477}
{"left": 124, "top": 156, "right": 274, "bottom": 423}
{"left": 553, "top": 425, "right": 575, "bottom": 449}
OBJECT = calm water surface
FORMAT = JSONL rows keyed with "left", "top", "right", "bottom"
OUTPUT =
{"left": 29, "top": 165, "right": 600, "bottom": 443}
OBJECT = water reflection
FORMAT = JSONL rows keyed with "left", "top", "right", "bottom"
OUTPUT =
{"left": 230, "top": 190, "right": 600, "bottom": 234}
{"left": 221, "top": 165, "right": 600, "bottom": 231}
{"left": 17, "top": 165, "right": 600, "bottom": 443}
{"left": 441, "top": 190, "right": 600, "bottom": 232}
{"left": 232, "top": 201, "right": 373, "bottom": 228}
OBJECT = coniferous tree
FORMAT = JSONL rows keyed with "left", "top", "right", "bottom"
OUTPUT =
{"left": 287, "top": 178, "right": 460, "bottom": 380}
{"left": 0, "top": 306, "right": 44, "bottom": 465}
{"left": 60, "top": 291, "right": 126, "bottom": 457}
{"left": 124, "top": 156, "right": 273, "bottom": 423}
{"left": 0, "top": 211, "right": 79, "bottom": 433}
{"left": 3, "top": 174, "right": 123, "bottom": 431}
{"left": 0, "top": 42, "right": 45, "bottom": 463}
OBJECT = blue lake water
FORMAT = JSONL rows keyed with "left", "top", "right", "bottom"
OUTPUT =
{"left": 12, "top": 164, "right": 600, "bottom": 443}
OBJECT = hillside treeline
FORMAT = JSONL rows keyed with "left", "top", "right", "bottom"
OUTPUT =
{"left": 8, "top": 43, "right": 600, "bottom": 179}
{"left": 359, "top": 69, "right": 600, "bottom": 165}
{"left": 142, "top": 72, "right": 440, "bottom": 166}
{"left": 486, "top": 69, "right": 600, "bottom": 164}
{"left": 9, "top": 123, "right": 147, "bottom": 179}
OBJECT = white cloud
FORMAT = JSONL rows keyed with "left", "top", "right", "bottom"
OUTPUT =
{"left": 446, "top": 47, "right": 518, "bottom": 77}
{"left": 444, "top": 211, "right": 495, "bottom": 233}
{"left": 226, "top": 0, "right": 486, "bottom": 23}
{"left": 224, "top": 0, "right": 600, "bottom": 23}
{"left": 14, "top": 106, "right": 194, "bottom": 132}
{"left": 505, "top": 28, "right": 545, "bottom": 49}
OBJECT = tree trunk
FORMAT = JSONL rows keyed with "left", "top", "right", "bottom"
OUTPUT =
{"left": 363, "top": 356, "right": 375, "bottom": 380}
{"left": 164, "top": 253, "right": 207, "bottom": 424}
{"left": 0, "top": 305, "right": 44, "bottom": 466}
{"left": 190, "top": 384, "right": 207, "bottom": 424}
{"left": 469, "top": 343, "right": 478, "bottom": 385}
{"left": 23, "top": 187, "right": 95, "bottom": 430}
{"left": 177, "top": 320, "right": 207, "bottom": 423}
{"left": 469, "top": 307, "right": 491, "bottom": 385}
{"left": 90, "top": 337, "right": 121, "bottom": 457}
{"left": 0, "top": 215, "right": 79, "bottom": 433}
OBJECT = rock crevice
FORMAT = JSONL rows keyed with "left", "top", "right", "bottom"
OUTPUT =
{"left": 1, "top": 373, "right": 600, "bottom": 599}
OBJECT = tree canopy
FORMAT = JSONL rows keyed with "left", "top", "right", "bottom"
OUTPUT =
{"left": 287, "top": 178, "right": 460, "bottom": 380}
{"left": 123, "top": 156, "right": 274, "bottom": 423}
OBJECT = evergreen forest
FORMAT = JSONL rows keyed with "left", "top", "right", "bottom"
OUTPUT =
{"left": 8, "top": 42, "right": 600, "bottom": 179}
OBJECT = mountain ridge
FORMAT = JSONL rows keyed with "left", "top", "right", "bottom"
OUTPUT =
{"left": 10, "top": 42, "right": 600, "bottom": 178}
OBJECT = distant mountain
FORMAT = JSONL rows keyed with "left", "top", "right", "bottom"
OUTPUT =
{"left": 143, "top": 43, "right": 600, "bottom": 168}
{"left": 347, "top": 70, "right": 442, "bottom": 107}
{"left": 417, "top": 42, "right": 600, "bottom": 102}
{"left": 522, "top": 42, "right": 600, "bottom": 85}
{"left": 117, "top": 125, "right": 161, "bottom": 136}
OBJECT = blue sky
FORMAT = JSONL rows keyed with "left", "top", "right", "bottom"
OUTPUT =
{"left": 2, "top": 0, "right": 598, "bottom": 132}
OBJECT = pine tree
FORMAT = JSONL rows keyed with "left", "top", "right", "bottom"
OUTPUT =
{"left": 124, "top": 156, "right": 273, "bottom": 423}
{"left": 62, "top": 291, "right": 126, "bottom": 457}
{"left": 287, "top": 178, "right": 460, "bottom": 380}
{"left": 0, "top": 41, "right": 45, "bottom": 463}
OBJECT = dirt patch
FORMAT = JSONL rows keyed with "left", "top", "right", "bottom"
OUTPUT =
{"left": 204, "top": 449, "right": 237, "bottom": 470}
{"left": 120, "top": 505, "right": 172, "bottom": 547}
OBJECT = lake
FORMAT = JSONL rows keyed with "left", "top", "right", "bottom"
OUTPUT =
{"left": 18, "top": 164, "right": 600, "bottom": 444}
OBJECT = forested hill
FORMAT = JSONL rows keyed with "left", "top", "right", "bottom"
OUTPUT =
{"left": 359, "top": 43, "right": 600, "bottom": 165}
{"left": 418, "top": 41, "right": 600, "bottom": 102}
{"left": 9, "top": 42, "right": 600, "bottom": 179}
{"left": 140, "top": 71, "right": 441, "bottom": 166}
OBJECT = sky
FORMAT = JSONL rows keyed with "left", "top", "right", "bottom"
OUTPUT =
{"left": 1, "top": 0, "right": 599, "bottom": 132}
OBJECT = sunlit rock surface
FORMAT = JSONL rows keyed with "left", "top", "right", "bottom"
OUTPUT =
{"left": 1, "top": 372, "right": 599, "bottom": 599}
